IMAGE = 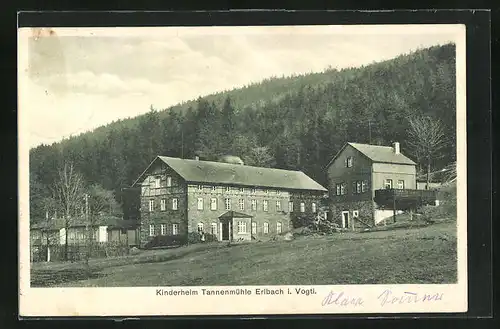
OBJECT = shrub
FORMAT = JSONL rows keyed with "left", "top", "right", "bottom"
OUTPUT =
{"left": 187, "top": 232, "right": 202, "bottom": 244}
{"left": 419, "top": 204, "right": 456, "bottom": 222}
{"left": 203, "top": 233, "right": 218, "bottom": 242}
{"left": 187, "top": 232, "right": 217, "bottom": 244}
{"left": 129, "top": 247, "right": 141, "bottom": 255}
{"left": 309, "top": 215, "right": 340, "bottom": 234}
{"left": 292, "top": 226, "right": 313, "bottom": 236}
{"left": 144, "top": 235, "right": 186, "bottom": 249}
{"left": 418, "top": 183, "right": 456, "bottom": 222}
{"left": 292, "top": 213, "right": 315, "bottom": 229}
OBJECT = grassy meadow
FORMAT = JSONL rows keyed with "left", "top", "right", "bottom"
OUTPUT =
{"left": 31, "top": 219, "right": 457, "bottom": 287}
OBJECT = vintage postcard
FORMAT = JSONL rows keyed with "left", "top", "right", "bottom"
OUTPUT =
{"left": 18, "top": 23, "right": 467, "bottom": 317}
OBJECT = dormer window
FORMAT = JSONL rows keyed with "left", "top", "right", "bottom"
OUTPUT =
{"left": 346, "top": 156, "right": 353, "bottom": 168}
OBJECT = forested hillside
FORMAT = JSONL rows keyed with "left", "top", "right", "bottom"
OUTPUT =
{"left": 29, "top": 43, "right": 456, "bottom": 221}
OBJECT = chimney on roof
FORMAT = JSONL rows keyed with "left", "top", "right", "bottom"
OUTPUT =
{"left": 393, "top": 142, "right": 400, "bottom": 154}
{"left": 218, "top": 155, "right": 244, "bottom": 165}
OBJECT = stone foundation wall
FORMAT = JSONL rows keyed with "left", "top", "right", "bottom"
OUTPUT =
{"left": 329, "top": 200, "right": 375, "bottom": 228}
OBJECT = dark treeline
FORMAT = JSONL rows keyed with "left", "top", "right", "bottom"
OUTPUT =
{"left": 29, "top": 43, "right": 456, "bottom": 221}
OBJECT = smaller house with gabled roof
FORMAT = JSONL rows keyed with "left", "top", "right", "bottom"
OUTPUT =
{"left": 326, "top": 142, "right": 420, "bottom": 228}
{"left": 30, "top": 215, "right": 140, "bottom": 247}
{"left": 131, "top": 155, "right": 327, "bottom": 247}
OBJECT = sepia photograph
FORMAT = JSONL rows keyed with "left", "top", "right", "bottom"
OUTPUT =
{"left": 18, "top": 22, "right": 468, "bottom": 316}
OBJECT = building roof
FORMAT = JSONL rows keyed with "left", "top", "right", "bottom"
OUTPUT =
{"left": 133, "top": 156, "right": 328, "bottom": 192}
{"left": 348, "top": 143, "right": 416, "bottom": 165}
{"left": 326, "top": 142, "right": 416, "bottom": 168}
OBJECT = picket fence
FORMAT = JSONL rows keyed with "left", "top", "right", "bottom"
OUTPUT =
{"left": 30, "top": 241, "right": 130, "bottom": 262}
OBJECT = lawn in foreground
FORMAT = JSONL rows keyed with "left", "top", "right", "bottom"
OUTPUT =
{"left": 32, "top": 221, "right": 457, "bottom": 287}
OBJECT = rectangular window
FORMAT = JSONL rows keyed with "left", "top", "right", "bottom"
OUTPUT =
{"left": 341, "top": 182, "right": 347, "bottom": 195}
{"left": 149, "top": 224, "right": 155, "bottom": 236}
{"left": 265, "top": 189, "right": 269, "bottom": 194}
{"left": 160, "top": 224, "right": 166, "bottom": 235}
{"left": 197, "top": 222, "right": 204, "bottom": 232}
{"left": 251, "top": 188, "right": 256, "bottom": 194}
{"left": 263, "top": 222, "right": 269, "bottom": 234}
{"left": 356, "top": 181, "right": 362, "bottom": 194}
{"left": 385, "top": 179, "right": 393, "bottom": 189}
{"left": 251, "top": 222, "right": 257, "bottom": 234}
{"left": 346, "top": 156, "right": 353, "bottom": 168}
{"left": 225, "top": 198, "right": 231, "bottom": 210}
{"left": 289, "top": 201, "right": 294, "bottom": 212}
{"left": 276, "top": 190, "right": 281, "bottom": 195}
{"left": 353, "top": 210, "right": 359, "bottom": 218}
{"left": 398, "top": 180, "right": 405, "bottom": 189}
{"left": 210, "top": 198, "right": 217, "bottom": 210}
{"left": 237, "top": 221, "right": 247, "bottom": 234}
{"left": 362, "top": 180, "right": 368, "bottom": 193}
{"left": 211, "top": 223, "right": 217, "bottom": 235}
{"left": 197, "top": 185, "right": 203, "bottom": 191}
{"left": 276, "top": 200, "right": 281, "bottom": 212}
{"left": 160, "top": 199, "right": 166, "bottom": 211}
{"left": 154, "top": 176, "right": 161, "bottom": 188}
{"left": 166, "top": 176, "right": 172, "bottom": 187}
{"left": 211, "top": 186, "right": 217, "bottom": 192}
{"left": 149, "top": 200, "right": 154, "bottom": 212}
{"left": 197, "top": 197, "right": 204, "bottom": 210}
{"left": 263, "top": 200, "right": 268, "bottom": 212}
{"left": 335, "top": 184, "right": 341, "bottom": 196}
{"left": 239, "top": 187, "right": 244, "bottom": 193}
{"left": 172, "top": 198, "right": 178, "bottom": 210}
{"left": 352, "top": 181, "right": 357, "bottom": 194}
{"left": 277, "top": 222, "right": 282, "bottom": 234}
{"left": 251, "top": 199, "right": 257, "bottom": 211}
{"left": 300, "top": 202, "right": 305, "bottom": 212}
{"left": 172, "top": 223, "right": 178, "bottom": 235}
{"left": 312, "top": 202, "right": 317, "bottom": 213}
{"left": 239, "top": 199, "right": 245, "bottom": 211}
{"left": 225, "top": 186, "right": 231, "bottom": 193}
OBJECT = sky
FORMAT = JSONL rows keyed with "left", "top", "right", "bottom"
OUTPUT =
{"left": 19, "top": 25, "right": 462, "bottom": 149}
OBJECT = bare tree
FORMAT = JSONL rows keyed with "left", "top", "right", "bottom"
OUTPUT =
{"left": 407, "top": 115, "right": 448, "bottom": 189}
{"left": 41, "top": 196, "right": 59, "bottom": 262}
{"left": 443, "top": 161, "right": 457, "bottom": 184}
{"left": 246, "top": 146, "right": 276, "bottom": 168}
{"left": 52, "top": 162, "right": 85, "bottom": 261}
{"left": 87, "top": 183, "right": 120, "bottom": 217}
{"left": 84, "top": 184, "right": 121, "bottom": 264}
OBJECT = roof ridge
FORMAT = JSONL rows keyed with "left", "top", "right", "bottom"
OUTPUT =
{"left": 151, "top": 156, "right": 328, "bottom": 191}
{"left": 349, "top": 142, "right": 393, "bottom": 148}
{"left": 158, "top": 155, "right": 304, "bottom": 173}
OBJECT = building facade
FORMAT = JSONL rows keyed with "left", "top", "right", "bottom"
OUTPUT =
{"left": 30, "top": 216, "right": 140, "bottom": 247}
{"left": 132, "top": 156, "right": 327, "bottom": 247}
{"left": 326, "top": 142, "right": 417, "bottom": 228}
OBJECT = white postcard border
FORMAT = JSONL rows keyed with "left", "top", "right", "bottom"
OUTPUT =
{"left": 18, "top": 24, "right": 468, "bottom": 317}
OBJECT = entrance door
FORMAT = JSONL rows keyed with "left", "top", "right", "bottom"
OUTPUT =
{"left": 221, "top": 222, "right": 230, "bottom": 240}
{"left": 341, "top": 211, "right": 349, "bottom": 228}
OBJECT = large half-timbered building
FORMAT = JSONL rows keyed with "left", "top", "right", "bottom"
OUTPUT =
{"left": 131, "top": 156, "right": 327, "bottom": 247}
